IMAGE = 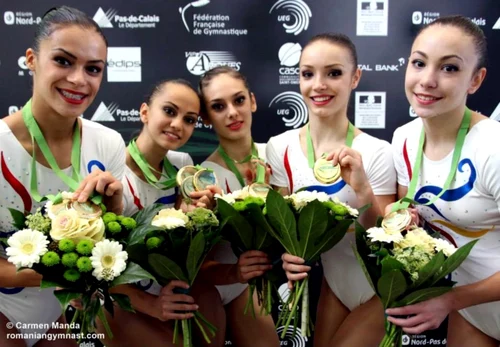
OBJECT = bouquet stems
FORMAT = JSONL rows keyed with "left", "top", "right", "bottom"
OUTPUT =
{"left": 379, "top": 321, "right": 402, "bottom": 347}
{"left": 173, "top": 312, "right": 217, "bottom": 347}
{"left": 244, "top": 277, "right": 274, "bottom": 317}
{"left": 276, "top": 277, "right": 312, "bottom": 338}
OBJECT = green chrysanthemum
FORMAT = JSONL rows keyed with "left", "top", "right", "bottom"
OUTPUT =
{"left": 324, "top": 201, "right": 348, "bottom": 216}
{"left": 76, "top": 240, "right": 94, "bottom": 255}
{"left": 233, "top": 197, "right": 265, "bottom": 212}
{"left": 63, "top": 269, "right": 81, "bottom": 282}
{"left": 58, "top": 239, "right": 76, "bottom": 253}
{"left": 146, "top": 237, "right": 162, "bottom": 250}
{"left": 61, "top": 252, "right": 79, "bottom": 268}
{"left": 186, "top": 208, "right": 219, "bottom": 229}
{"left": 107, "top": 221, "right": 122, "bottom": 234}
{"left": 116, "top": 215, "right": 125, "bottom": 222}
{"left": 25, "top": 208, "right": 52, "bottom": 234}
{"left": 102, "top": 212, "right": 117, "bottom": 224}
{"left": 41, "top": 251, "right": 60, "bottom": 267}
{"left": 120, "top": 217, "right": 137, "bottom": 231}
{"left": 76, "top": 256, "right": 92, "bottom": 273}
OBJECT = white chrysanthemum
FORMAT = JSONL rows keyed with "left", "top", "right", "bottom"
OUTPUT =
{"left": 214, "top": 193, "right": 236, "bottom": 205}
{"left": 6, "top": 229, "right": 49, "bottom": 269}
{"left": 394, "top": 228, "right": 435, "bottom": 254}
{"left": 366, "top": 227, "right": 404, "bottom": 243}
{"left": 286, "top": 190, "right": 329, "bottom": 210}
{"left": 433, "top": 238, "right": 456, "bottom": 257}
{"left": 90, "top": 239, "right": 128, "bottom": 281}
{"left": 331, "top": 197, "right": 359, "bottom": 217}
{"left": 152, "top": 208, "right": 189, "bottom": 229}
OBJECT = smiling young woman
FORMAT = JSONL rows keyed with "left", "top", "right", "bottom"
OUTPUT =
{"left": 0, "top": 6, "right": 126, "bottom": 347}
{"left": 267, "top": 33, "right": 397, "bottom": 347}
{"left": 387, "top": 16, "right": 500, "bottom": 347}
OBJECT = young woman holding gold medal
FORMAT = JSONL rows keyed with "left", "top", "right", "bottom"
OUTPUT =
{"left": 195, "top": 66, "right": 280, "bottom": 347}
{"left": 385, "top": 16, "right": 500, "bottom": 346}
{"left": 267, "top": 33, "right": 397, "bottom": 346}
{"left": 0, "top": 7, "right": 125, "bottom": 346}
{"left": 103, "top": 79, "right": 224, "bottom": 347}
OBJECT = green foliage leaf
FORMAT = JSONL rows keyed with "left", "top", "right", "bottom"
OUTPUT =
{"left": 110, "top": 293, "right": 135, "bottom": 313}
{"left": 40, "top": 279, "right": 63, "bottom": 289}
{"left": 297, "top": 200, "right": 328, "bottom": 258}
{"left": 306, "top": 219, "right": 351, "bottom": 261}
{"left": 381, "top": 256, "right": 405, "bottom": 276}
{"left": 377, "top": 270, "right": 407, "bottom": 308}
{"left": 265, "top": 189, "right": 298, "bottom": 254}
{"left": 54, "top": 289, "right": 81, "bottom": 310}
{"left": 148, "top": 253, "right": 187, "bottom": 284}
{"left": 8, "top": 208, "right": 26, "bottom": 230}
{"left": 412, "top": 251, "right": 445, "bottom": 289}
{"left": 395, "top": 287, "right": 452, "bottom": 307}
{"left": 110, "top": 262, "right": 156, "bottom": 287}
{"left": 352, "top": 246, "right": 376, "bottom": 293}
{"left": 431, "top": 239, "right": 479, "bottom": 286}
{"left": 132, "top": 203, "right": 164, "bottom": 226}
{"left": 216, "top": 198, "right": 253, "bottom": 249}
{"left": 186, "top": 232, "right": 205, "bottom": 281}
{"left": 126, "top": 224, "right": 163, "bottom": 247}
{"left": 245, "top": 204, "right": 271, "bottom": 250}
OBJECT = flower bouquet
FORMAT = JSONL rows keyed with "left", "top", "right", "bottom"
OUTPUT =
{"left": 264, "top": 189, "right": 359, "bottom": 338}
{"left": 215, "top": 186, "right": 284, "bottom": 316}
{"left": 353, "top": 220, "right": 478, "bottom": 347}
{"left": 5, "top": 192, "right": 154, "bottom": 341}
{"left": 126, "top": 205, "right": 222, "bottom": 347}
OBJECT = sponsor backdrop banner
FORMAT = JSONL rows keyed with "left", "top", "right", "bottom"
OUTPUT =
{"left": 0, "top": 1, "right": 499, "bottom": 346}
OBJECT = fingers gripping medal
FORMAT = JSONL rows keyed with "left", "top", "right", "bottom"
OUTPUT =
{"left": 381, "top": 209, "right": 412, "bottom": 232}
{"left": 181, "top": 176, "right": 196, "bottom": 200}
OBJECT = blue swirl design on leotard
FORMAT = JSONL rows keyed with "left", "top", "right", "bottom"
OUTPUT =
{"left": 154, "top": 187, "right": 179, "bottom": 205}
{"left": 304, "top": 179, "right": 347, "bottom": 195}
{"left": 87, "top": 160, "right": 106, "bottom": 173}
{"left": 413, "top": 158, "right": 476, "bottom": 220}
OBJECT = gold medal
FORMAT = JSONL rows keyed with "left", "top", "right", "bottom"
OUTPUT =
{"left": 193, "top": 169, "right": 218, "bottom": 191}
{"left": 176, "top": 166, "right": 198, "bottom": 187}
{"left": 313, "top": 156, "right": 341, "bottom": 184}
{"left": 70, "top": 201, "right": 102, "bottom": 219}
{"left": 48, "top": 201, "right": 70, "bottom": 218}
{"left": 248, "top": 183, "right": 272, "bottom": 199}
{"left": 381, "top": 209, "right": 412, "bottom": 232}
{"left": 181, "top": 176, "right": 196, "bottom": 199}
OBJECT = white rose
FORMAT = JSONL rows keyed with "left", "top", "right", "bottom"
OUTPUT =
{"left": 152, "top": 208, "right": 189, "bottom": 229}
{"left": 50, "top": 210, "right": 105, "bottom": 242}
{"left": 366, "top": 227, "right": 404, "bottom": 243}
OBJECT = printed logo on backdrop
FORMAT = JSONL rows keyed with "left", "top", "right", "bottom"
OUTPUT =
{"left": 491, "top": 102, "right": 500, "bottom": 121}
{"left": 8, "top": 106, "right": 19, "bottom": 115}
{"left": 275, "top": 284, "right": 308, "bottom": 346}
{"left": 359, "top": 57, "right": 406, "bottom": 72}
{"left": 185, "top": 51, "right": 241, "bottom": 76}
{"left": 278, "top": 43, "right": 302, "bottom": 85}
{"left": 269, "top": 0, "right": 312, "bottom": 36}
{"left": 93, "top": 7, "right": 159, "bottom": 29}
{"left": 409, "top": 106, "right": 418, "bottom": 118}
{"left": 493, "top": 17, "right": 500, "bottom": 29}
{"left": 356, "top": 0, "right": 388, "bottom": 36}
{"left": 269, "top": 91, "right": 308, "bottom": 129}
{"left": 354, "top": 92, "right": 386, "bottom": 129}
{"left": 90, "top": 102, "right": 140, "bottom": 122}
{"left": 412, "top": 11, "right": 486, "bottom": 27}
{"left": 3, "top": 11, "right": 41, "bottom": 26}
{"left": 179, "top": 0, "right": 248, "bottom": 36}
{"left": 107, "top": 47, "right": 142, "bottom": 82}
{"left": 17, "top": 56, "right": 32, "bottom": 76}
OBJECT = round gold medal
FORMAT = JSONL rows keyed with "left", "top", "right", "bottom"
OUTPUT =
{"left": 176, "top": 166, "right": 198, "bottom": 187}
{"left": 193, "top": 169, "right": 218, "bottom": 191}
{"left": 70, "top": 201, "right": 102, "bottom": 219}
{"left": 181, "top": 176, "right": 196, "bottom": 199}
{"left": 249, "top": 183, "right": 272, "bottom": 199}
{"left": 313, "top": 157, "right": 341, "bottom": 184}
{"left": 381, "top": 209, "right": 412, "bottom": 232}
